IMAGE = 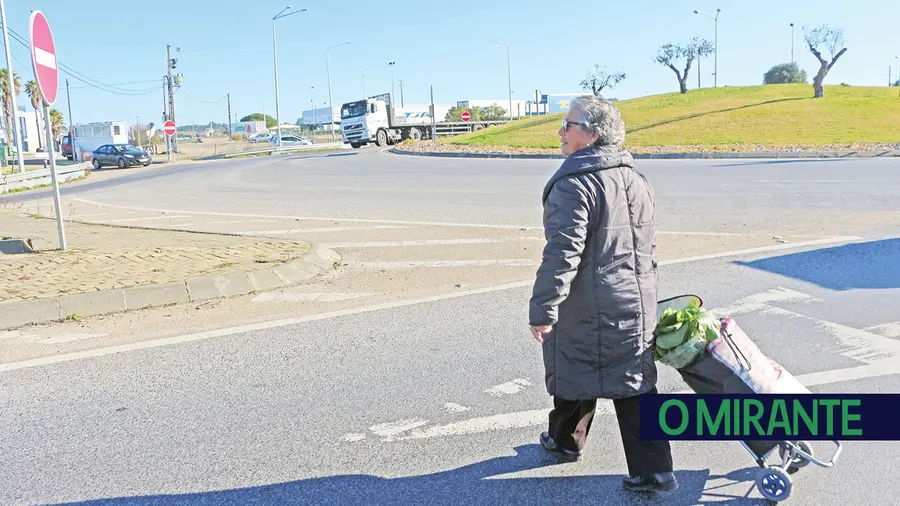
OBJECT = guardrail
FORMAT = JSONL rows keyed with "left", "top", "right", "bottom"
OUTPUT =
{"left": 432, "top": 121, "right": 510, "bottom": 138}
{"left": 1, "top": 162, "right": 90, "bottom": 194}
{"left": 199, "top": 142, "right": 345, "bottom": 160}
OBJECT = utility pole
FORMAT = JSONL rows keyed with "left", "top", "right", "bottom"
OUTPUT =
{"left": 790, "top": 23, "right": 795, "bottom": 63}
{"left": 65, "top": 79, "right": 74, "bottom": 160}
{"left": 1, "top": 0, "right": 24, "bottom": 173}
{"left": 227, "top": 93, "right": 232, "bottom": 138}
{"left": 389, "top": 61, "right": 395, "bottom": 106}
{"left": 166, "top": 45, "right": 177, "bottom": 154}
{"left": 398, "top": 80, "right": 404, "bottom": 107}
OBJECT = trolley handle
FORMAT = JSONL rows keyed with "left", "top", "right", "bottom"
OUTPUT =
{"left": 789, "top": 440, "right": 843, "bottom": 468}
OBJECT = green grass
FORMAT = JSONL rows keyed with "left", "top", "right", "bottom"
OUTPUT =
{"left": 440, "top": 84, "right": 900, "bottom": 151}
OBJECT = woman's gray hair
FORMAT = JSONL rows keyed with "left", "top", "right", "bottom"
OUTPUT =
{"left": 570, "top": 95, "right": 626, "bottom": 147}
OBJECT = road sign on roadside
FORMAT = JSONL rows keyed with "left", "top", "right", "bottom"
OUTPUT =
{"left": 461, "top": 111, "right": 471, "bottom": 122}
{"left": 28, "top": 10, "right": 65, "bottom": 250}
{"left": 29, "top": 10, "right": 58, "bottom": 106}
{"left": 164, "top": 120, "right": 176, "bottom": 136}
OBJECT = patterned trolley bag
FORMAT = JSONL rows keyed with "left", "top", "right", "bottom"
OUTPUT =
{"left": 657, "top": 295, "right": 843, "bottom": 502}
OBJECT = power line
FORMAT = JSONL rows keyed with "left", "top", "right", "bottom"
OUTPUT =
{"left": 1, "top": 22, "right": 161, "bottom": 96}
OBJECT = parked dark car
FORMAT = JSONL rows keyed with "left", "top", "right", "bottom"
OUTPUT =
{"left": 90, "top": 144, "right": 152, "bottom": 169}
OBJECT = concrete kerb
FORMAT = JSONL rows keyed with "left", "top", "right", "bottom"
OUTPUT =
{"left": 0, "top": 242, "right": 342, "bottom": 331}
{"left": 388, "top": 147, "right": 900, "bottom": 160}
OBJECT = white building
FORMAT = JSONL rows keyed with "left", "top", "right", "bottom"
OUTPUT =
{"left": 298, "top": 106, "right": 341, "bottom": 130}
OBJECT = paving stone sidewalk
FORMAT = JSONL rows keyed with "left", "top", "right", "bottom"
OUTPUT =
{"left": 0, "top": 209, "right": 339, "bottom": 329}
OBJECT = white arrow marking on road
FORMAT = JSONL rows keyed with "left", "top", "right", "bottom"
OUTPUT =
{"left": 34, "top": 47, "right": 57, "bottom": 69}
{"left": 442, "top": 402, "right": 470, "bottom": 413}
{"left": 712, "top": 286, "right": 820, "bottom": 316}
{"left": 368, "top": 418, "right": 429, "bottom": 441}
{"left": 862, "top": 321, "right": 900, "bottom": 339}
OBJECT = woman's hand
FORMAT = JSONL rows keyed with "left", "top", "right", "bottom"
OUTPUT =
{"left": 530, "top": 325, "right": 552, "bottom": 343}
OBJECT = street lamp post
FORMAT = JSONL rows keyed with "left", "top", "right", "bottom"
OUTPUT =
{"left": 388, "top": 62, "right": 395, "bottom": 106}
{"left": 272, "top": 6, "right": 306, "bottom": 149}
{"left": 490, "top": 40, "right": 513, "bottom": 121}
{"left": 790, "top": 23, "right": 795, "bottom": 63}
{"left": 694, "top": 8, "right": 721, "bottom": 87}
{"left": 1, "top": 0, "right": 24, "bottom": 173}
{"left": 326, "top": 41, "right": 351, "bottom": 143}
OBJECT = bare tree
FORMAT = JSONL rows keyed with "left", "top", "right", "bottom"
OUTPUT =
{"left": 655, "top": 38, "right": 714, "bottom": 94}
{"left": 580, "top": 65, "right": 626, "bottom": 97}
{"left": 804, "top": 25, "right": 848, "bottom": 98}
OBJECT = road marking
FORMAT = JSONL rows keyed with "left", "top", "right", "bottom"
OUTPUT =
{"left": 442, "top": 403, "right": 470, "bottom": 413}
{"left": 251, "top": 292, "right": 381, "bottom": 303}
{"left": 339, "top": 433, "right": 367, "bottom": 442}
{"left": 752, "top": 180, "right": 886, "bottom": 184}
{"left": 0, "top": 240, "right": 866, "bottom": 374}
{"left": 344, "top": 359, "right": 899, "bottom": 444}
{"left": 322, "top": 238, "right": 543, "bottom": 248}
{"left": 368, "top": 418, "right": 429, "bottom": 441}
{"left": 713, "top": 287, "right": 820, "bottom": 316}
{"left": 485, "top": 379, "right": 532, "bottom": 397}
{"left": 351, "top": 259, "right": 535, "bottom": 269}
{"left": 656, "top": 231, "right": 746, "bottom": 237}
{"left": 863, "top": 322, "right": 900, "bottom": 339}
{"left": 661, "top": 236, "right": 861, "bottom": 265}
{"left": 240, "top": 226, "right": 409, "bottom": 235}
{"left": 99, "top": 215, "right": 191, "bottom": 223}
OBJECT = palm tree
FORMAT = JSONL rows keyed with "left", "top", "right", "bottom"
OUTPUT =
{"left": 49, "top": 108, "right": 64, "bottom": 147}
{"left": 0, "top": 69, "right": 21, "bottom": 146}
{"left": 25, "top": 80, "right": 43, "bottom": 150}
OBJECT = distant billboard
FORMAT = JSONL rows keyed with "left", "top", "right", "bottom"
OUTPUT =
{"left": 543, "top": 94, "right": 582, "bottom": 114}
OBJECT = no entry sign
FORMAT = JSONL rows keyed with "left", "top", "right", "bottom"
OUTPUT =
{"left": 164, "top": 120, "right": 177, "bottom": 136}
{"left": 461, "top": 111, "right": 471, "bottom": 122}
{"left": 29, "top": 11, "right": 58, "bottom": 106}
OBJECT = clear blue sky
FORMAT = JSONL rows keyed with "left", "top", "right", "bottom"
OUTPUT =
{"left": 2, "top": 0, "right": 897, "bottom": 127}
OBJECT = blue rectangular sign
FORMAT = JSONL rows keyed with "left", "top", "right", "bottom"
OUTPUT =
{"left": 639, "top": 394, "right": 898, "bottom": 440}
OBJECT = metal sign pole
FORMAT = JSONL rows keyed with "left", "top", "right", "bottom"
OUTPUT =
{"left": 43, "top": 101, "right": 66, "bottom": 250}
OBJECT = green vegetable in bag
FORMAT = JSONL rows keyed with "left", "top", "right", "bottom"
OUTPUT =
{"left": 653, "top": 298, "right": 721, "bottom": 367}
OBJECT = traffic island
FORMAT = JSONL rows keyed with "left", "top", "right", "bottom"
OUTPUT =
{"left": 0, "top": 209, "right": 340, "bottom": 330}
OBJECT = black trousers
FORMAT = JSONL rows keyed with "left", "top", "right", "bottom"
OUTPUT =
{"left": 547, "top": 386, "right": 674, "bottom": 477}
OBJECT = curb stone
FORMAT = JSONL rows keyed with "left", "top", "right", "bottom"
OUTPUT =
{"left": 0, "top": 243, "right": 341, "bottom": 331}
{"left": 388, "top": 147, "right": 900, "bottom": 160}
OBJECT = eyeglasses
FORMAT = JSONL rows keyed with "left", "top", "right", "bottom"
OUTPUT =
{"left": 562, "top": 119, "right": 586, "bottom": 131}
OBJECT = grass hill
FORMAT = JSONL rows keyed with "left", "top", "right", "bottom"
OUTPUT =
{"left": 436, "top": 84, "right": 900, "bottom": 153}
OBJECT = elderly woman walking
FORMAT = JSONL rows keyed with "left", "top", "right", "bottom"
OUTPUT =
{"left": 528, "top": 95, "right": 677, "bottom": 493}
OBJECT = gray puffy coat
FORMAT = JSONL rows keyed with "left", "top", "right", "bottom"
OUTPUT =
{"left": 529, "top": 145, "right": 659, "bottom": 400}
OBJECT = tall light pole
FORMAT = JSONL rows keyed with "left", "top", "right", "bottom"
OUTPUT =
{"left": 326, "top": 41, "right": 351, "bottom": 143}
{"left": 1, "top": 0, "right": 24, "bottom": 173}
{"left": 388, "top": 61, "right": 395, "bottom": 106}
{"left": 790, "top": 23, "right": 795, "bottom": 64}
{"left": 272, "top": 6, "right": 306, "bottom": 149}
{"left": 490, "top": 40, "right": 513, "bottom": 121}
{"left": 694, "top": 8, "right": 721, "bottom": 87}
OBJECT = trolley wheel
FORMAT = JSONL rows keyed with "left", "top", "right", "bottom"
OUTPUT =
{"left": 780, "top": 441, "right": 813, "bottom": 473}
{"left": 756, "top": 467, "right": 792, "bottom": 502}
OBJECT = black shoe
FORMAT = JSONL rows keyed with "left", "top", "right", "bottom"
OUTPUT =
{"left": 622, "top": 472, "right": 678, "bottom": 492}
{"left": 539, "top": 431, "right": 582, "bottom": 461}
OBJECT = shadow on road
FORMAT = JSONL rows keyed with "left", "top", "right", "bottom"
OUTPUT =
{"left": 48, "top": 445, "right": 773, "bottom": 505}
{"left": 736, "top": 238, "right": 900, "bottom": 290}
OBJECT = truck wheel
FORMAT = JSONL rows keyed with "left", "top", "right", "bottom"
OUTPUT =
{"left": 408, "top": 128, "right": 421, "bottom": 141}
{"left": 473, "top": 124, "right": 484, "bottom": 131}
{"left": 351, "top": 142, "right": 361, "bottom": 148}
{"left": 376, "top": 129, "right": 388, "bottom": 147}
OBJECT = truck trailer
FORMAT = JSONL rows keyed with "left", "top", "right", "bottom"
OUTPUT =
{"left": 340, "top": 93, "right": 500, "bottom": 148}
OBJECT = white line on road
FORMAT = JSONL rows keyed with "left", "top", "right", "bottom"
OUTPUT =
{"left": 240, "top": 226, "right": 410, "bottom": 235}
{"left": 660, "top": 236, "right": 861, "bottom": 265}
{"left": 350, "top": 259, "right": 535, "bottom": 269}
{"left": 713, "top": 287, "right": 820, "bottom": 316}
{"left": 0, "top": 237, "right": 864, "bottom": 374}
{"left": 323, "top": 238, "right": 544, "bottom": 248}
{"left": 251, "top": 292, "right": 381, "bottom": 303}
{"left": 99, "top": 215, "right": 191, "bottom": 223}
{"left": 442, "top": 403, "right": 470, "bottom": 413}
{"left": 346, "top": 359, "right": 899, "bottom": 444}
{"left": 862, "top": 321, "right": 900, "bottom": 339}
{"left": 485, "top": 379, "right": 532, "bottom": 397}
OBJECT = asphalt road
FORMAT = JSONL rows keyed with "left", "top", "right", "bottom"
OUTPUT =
{"left": 2, "top": 150, "right": 900, "bottom": 504}
{"left": 2, "top": 247, "right": 899, "bottom": 505}
{"left": 4, "top": 148, "right": 900, "bottom": 238}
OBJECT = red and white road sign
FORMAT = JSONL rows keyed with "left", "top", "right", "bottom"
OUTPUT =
{"left": 164, "top": 120, "right": 177, "bottom": 136}
{"left": 461, "top": 111, "right": 471, "bottom": 122}
{"left": 29, "top": 11, "right": 58, "bottom": 106}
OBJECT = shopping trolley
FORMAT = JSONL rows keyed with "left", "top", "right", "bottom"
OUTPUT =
{"left": 656, "top": 294, "right": 844, "bottom": 502}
